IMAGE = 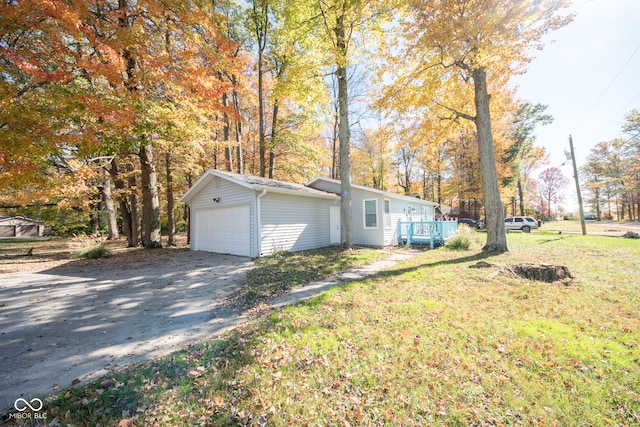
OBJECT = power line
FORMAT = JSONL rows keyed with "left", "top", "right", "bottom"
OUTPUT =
{"left": 587, "top": 88, "right": 640, "bottom": 141}
{"left": 578, "top": 42, "right": 640, "bottom": 130}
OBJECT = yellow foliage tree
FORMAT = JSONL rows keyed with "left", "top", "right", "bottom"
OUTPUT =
{"left": 384, "top": 0, "right": 573, "bottom": 252}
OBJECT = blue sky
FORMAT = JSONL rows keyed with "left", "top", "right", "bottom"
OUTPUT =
{"left": 511, "top": 0, "right": 640, "bottom": 178}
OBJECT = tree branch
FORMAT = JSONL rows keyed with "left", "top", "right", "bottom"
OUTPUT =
{"left": 435, "top": 101, "right": 475, "bottom": 122}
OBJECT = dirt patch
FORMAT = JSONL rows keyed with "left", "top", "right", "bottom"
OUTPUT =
{"left": 0, "top": 235, "right": 189, "bottom": 273}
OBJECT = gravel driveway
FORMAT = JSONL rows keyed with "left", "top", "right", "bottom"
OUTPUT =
{"left": 0, "top": 250, "right": 253, "bottom": 410}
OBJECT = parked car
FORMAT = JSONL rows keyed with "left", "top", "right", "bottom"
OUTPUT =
{"left": 458, "top": 218, "right": 479, "bottom": 229}
{"left": 504, "top": 216, "right": 539, "bottom": 233}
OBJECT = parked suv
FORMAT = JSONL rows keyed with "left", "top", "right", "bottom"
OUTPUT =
{"left": 504, "top": 216, "right": 539, "bottom": 233}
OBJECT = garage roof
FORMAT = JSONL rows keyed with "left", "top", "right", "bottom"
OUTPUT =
{"left": 0, "top": 216, "right": 43, "bottom": 225}
{"left": 180, "top": 170, "right": 340, "bottom": 203}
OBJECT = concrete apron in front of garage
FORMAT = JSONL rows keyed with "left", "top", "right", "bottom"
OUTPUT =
{"left": 0, "top": 251, "right": 253, "bottom": 410}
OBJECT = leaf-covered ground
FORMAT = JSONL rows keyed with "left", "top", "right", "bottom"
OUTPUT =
{"left": 244, "top": 246, "right": 387, "bottom": 303}
{"left": 3, "top": 232, "right": 639, "bottom": 426}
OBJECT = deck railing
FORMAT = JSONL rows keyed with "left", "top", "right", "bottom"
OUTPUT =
{"left": 397, "top": 220, "right": 459, "bottom": 249}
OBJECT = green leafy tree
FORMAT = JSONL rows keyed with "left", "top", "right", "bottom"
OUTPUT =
{"left": 505, "top": 102, "right": 552, "bottom": 216}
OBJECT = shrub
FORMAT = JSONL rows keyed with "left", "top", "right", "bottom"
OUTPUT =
{"left": 446, "top": 224, "right": 477, "bottom": 250}
{"left": 74, "top": 244, "right": 108, "bottom": 259}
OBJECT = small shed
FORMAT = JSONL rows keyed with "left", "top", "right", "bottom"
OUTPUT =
{"left": 180, "top": 170, "right": 340, "bottom": 257}
{"left": 0, "top": 216, "right": 45, "bottom": 238}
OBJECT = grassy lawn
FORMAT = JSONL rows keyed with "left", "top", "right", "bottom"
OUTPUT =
{"left": 5, "top": 234, "right": 639, "bottom": 426}
{"left": 540, "top": 219, "right": 640, "bottom": 234}
{"left": 245, "top": 246, "right": 387, "bottom": 303}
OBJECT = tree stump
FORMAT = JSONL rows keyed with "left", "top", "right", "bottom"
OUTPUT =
{"left": 469, "top": 261, "right": 494, "bottom": 268}
{"left": 510, "top": 263, "right": 573, "bottom": 283}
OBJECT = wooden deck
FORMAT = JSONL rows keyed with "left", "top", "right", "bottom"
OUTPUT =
{"left": 397, "top": 220, "right": 459, "bottom": 249}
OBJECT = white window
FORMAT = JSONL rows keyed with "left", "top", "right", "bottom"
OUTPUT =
{"left": 364, "top": 199, "right": 378, "bottom": 228}
{"left": 384, "top": 199, "right": 391, "bottom": 228}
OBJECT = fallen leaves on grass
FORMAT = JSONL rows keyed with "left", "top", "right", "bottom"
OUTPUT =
{"left": 3, "top": 235, "right": 638, "bottom": 426}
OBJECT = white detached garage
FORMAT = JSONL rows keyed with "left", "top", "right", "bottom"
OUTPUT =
{"left": 180, "top": 170, "right": 340, "bottom": 257}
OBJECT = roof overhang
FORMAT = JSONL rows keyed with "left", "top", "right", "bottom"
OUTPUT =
{"left": 180, "top": 170, "right": 339, "bottom": 203}
{"left": 307, "top": 177, "right": 439, "bottom": 207}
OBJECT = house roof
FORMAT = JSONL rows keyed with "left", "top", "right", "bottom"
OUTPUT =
{"left": 307, "top": 177, "right": 439, "bottom": 207}
{"left": 0, "top": 216, "right": 43, "bottom": 225}
{"left": 180, "top": 170, "right": 440, "bottom": 206}
{"left": 180, "top": 170, "right": 340, "bottom": 203}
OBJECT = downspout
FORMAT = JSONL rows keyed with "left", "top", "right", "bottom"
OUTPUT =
{"left": 256, "top": 188, "right": 267, "bottom": 256}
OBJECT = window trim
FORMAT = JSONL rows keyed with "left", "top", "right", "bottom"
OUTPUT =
{"left": 363, "top": 199, "right": 378, "bottom": 229}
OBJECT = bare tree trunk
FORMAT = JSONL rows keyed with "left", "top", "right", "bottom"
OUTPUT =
{"left": 473, "top": 67, "right": 507, "bottom": 253}
{"left": 332, "top": 131, "right": 339, "bottom": 179}
{"left": 335, "top": 14, "right": 352, "bottom": 250}
{"left": 222, "top": 91, "right": 233, "bottom": 172}
{"left": 111, "top": 159, "right": 135, "bottom": 247}
{"left": 140, "top": 143, "right": 162, "bottom": 248}
{"left": 517, "top": 178, "right": 525, "bottom": 216}
{"left": 269, "top": 99, "right": 279, "bottom": 179}
{"left": 185, "top": 171, "right": 192, "bottom": 245}
{"left": 436, "top": 168, "right": 442, "bottom": 206}
{"left": 232, "top": 75, "right": 244, "bottom": 174}
{"left": 166, "top": 149, "right": 176, "bottom": 246}
{"left": 89, "top": 196, "right": 101, "bottom": 236}
{"left": 128, "top": 169, "right": 140, "bottom": 247}
{"left": 101, "top": 167, "right": 119, "bottom": 240}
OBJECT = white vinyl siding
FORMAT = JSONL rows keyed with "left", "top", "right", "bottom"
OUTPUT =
{"left": 307, "top": 178, "right": 438, "bottom": 247}
{"left": 260, "top": 193, "right": 333, "bottom": 255}
{"left": 306, "top": 180, "right": 380, "bottom": 245}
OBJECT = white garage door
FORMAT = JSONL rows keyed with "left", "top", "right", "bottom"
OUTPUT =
{"left": 195, "top": 205, "right": 251, "bottom": 256}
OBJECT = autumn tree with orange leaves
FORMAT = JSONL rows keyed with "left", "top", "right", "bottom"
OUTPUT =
{"left": 1, "top": 0, "right": 237, "bottom": 246}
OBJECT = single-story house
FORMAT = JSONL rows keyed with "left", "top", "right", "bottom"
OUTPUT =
{"left": 307, "top": 176, "right": 437, "bottom": 247}
{"left": 180, "top": 170, "right": 439, "bottom": 257}
{"left": 0, "top": 216, "right": 45, "bottom": 238}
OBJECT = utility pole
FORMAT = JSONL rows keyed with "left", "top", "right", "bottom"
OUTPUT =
{"left": 569, "top": 135, "right": 587, "bottom": 235}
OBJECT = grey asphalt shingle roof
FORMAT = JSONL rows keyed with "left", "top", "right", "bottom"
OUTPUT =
{"left": 213, "top": 170, "right": 340, "bottom": 197}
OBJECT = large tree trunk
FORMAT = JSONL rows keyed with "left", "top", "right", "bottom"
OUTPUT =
{"left": 165, "top": 149, "right": 176, "bottom": 246}
{"left": 258, "top": 50, "right": 266, "bottom": 177}
{"left": 140, "top": 143, "right": 162, "bottom": 248}
{"left": 473, "top": 67, "right": 507, "bottom": 253}
{"left": 101, "top": 166, "right": 119, "bottom": 240}
{"left": 335, "top": 14, "right": 353, "bottom": 250}
{"left": 118, "top": 1, "right": 140, "bottom": 247}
